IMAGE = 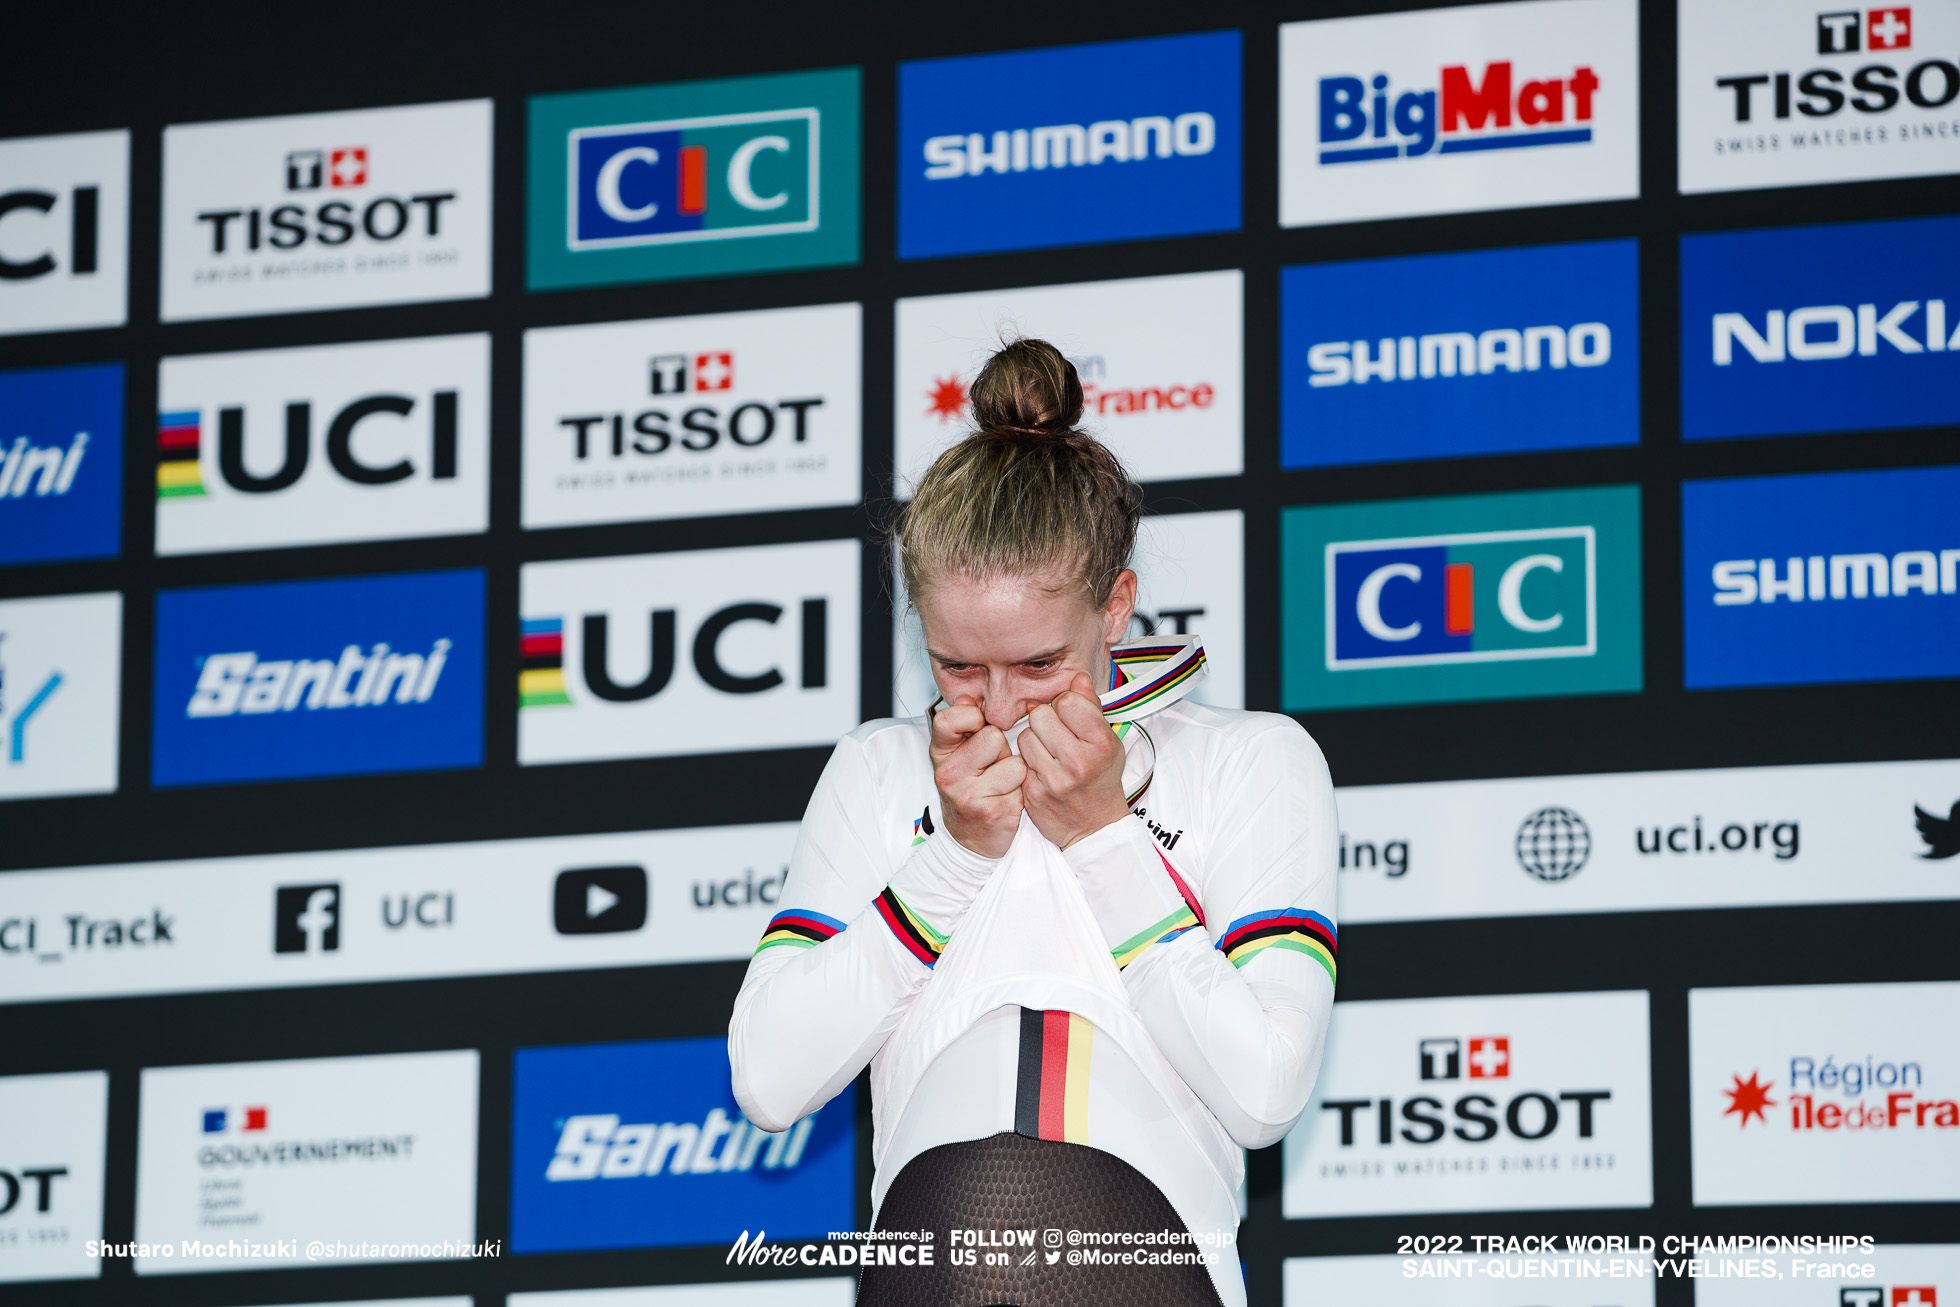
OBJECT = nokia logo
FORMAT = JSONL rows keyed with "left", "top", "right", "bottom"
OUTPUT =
{"left": 1712, "top": 299, "right": 1955, "bottom": 364}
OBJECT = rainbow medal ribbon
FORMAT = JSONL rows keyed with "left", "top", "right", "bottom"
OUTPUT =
{"left": 1102, "top": 634, "right": 1207, "bottom": 806}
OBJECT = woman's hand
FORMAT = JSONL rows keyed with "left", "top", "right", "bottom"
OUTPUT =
{"left": 1021, "top": 673, "right": 1129, "bottom": 851}
{"left": 930, "top": 695, "right": 1028, "bottom": 859}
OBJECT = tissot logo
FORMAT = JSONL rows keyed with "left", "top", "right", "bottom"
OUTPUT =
{"left": 152, "top": 569, "right": 484, "bottom": 788}
{"left": 519, "top": 542, "right": 858, "bottom": 766}
{"left": 273, "top": 884, "right": 340, "bottom": 954}
{"left": 0, "top": 131, "right": 128, "bottom": 336}
{"left": 1681, "top": 0, "right": 1960, "bottom": 193}
{"left": 0, "top": 363, "right": 122, "bottom": 567}
{"left": 523, "top": 303, "right": 860, "bottom": 528}
{"left": 898, "top": 31, "right": 1240, "bottom": 259}
{"left": 1280, "top": 0, "right": 1639, "bottom": 227}
{"left": 529, "top": 69, "right": 859, "bottom": 290}
{"left": 1284, "top": 990, "right": 1651, "bottom": 1217}
{"left": 161, "top": 99, "right": 491, "bottom": 321}
{"left": 157, "top": 334, "right": 489, "bottom": 555}
{"left": 0, "top": 1071, "right": 108, "bottom": 1284}
{"left": 553, "top": 866, "right": 648, "bottom": 935}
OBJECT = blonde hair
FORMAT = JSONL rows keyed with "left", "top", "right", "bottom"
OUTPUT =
{"left": 898, "top": 338, "right": 1140, "bottom": 608}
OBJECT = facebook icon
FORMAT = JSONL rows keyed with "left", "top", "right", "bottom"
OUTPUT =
{"left": 274, "top": 883, "right": 340, "bottom": 954}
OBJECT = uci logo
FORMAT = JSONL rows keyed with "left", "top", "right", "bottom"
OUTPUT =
{"left": 155, "top": 391, "right": 458, "bottom": 500}
{"left": 1326, "top": 526, "right": 1596, "bottom": 670}
{"left": 568, "top": 110, "right": 818, "bottom": 251}
{"left": 520, "top": 600, "right": 829, "bottom": 708}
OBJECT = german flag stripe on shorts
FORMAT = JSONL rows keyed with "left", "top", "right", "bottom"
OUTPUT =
{"left": 1217, "top": 907, "right": 1337, "bottom": 984}
{"left": 755, "top": 908, "right": 847, "bottom": 954}
{"left": 875, "top": 887, "right": 948, "bottom": 968}
{"left": 1015, "top": 1007, "right": 1093, "bottom": 1144}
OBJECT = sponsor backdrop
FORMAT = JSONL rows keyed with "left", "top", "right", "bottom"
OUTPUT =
{"left": 1, "top": 2, "right": 1955, "bottom": 1307}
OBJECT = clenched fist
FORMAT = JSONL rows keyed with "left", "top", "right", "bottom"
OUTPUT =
{"left": 1021, "top": 673, "right": 1129, "bottom": 851}
{"left": 930, "top": 695, "right": 1027, "bottom": 859}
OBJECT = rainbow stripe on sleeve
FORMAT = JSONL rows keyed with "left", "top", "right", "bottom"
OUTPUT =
{"left": 1108, "top": 849, "right": 1207, "bottom": 971}
{"left": 755, "top": 908, "right": 848, "bottom": 954}
{"left": 875, "top": 887, "right": 948, "bottom": 968}
{"left": 1217, "top": 907, "right": 1337, "bottom": 984}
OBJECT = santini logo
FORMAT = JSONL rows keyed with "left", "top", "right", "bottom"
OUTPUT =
{"left": 0, "top": 432, "right": 90, "bottom": 500}
{"left": 1308, "top": 322, "right": 1610, "bottom": 387}
{"left": 1319, "top": 60, "right": 1600, "bottom": 164}
{"left": 922, "top": 112, "right": 1216, "bottom": 178}
{"left": 1712, "top": 298, "right": 1956, "bottom": 364}
{"left": 1327, "top": 527, "right": 1596, "bottom": 670}
{"left": 188, "top": 640, "right": 451, "bottom": 716}
{"left": 570, "top": 110, "right": 817, "bottom": 251}
{"left": 545, "top": 1108, "right": 819, "bottom": 1180}
{"left": 1710, "top": 550, "right": 1959, "bottom": 604}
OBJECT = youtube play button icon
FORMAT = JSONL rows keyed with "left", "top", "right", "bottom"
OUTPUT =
{"left": 553, "top": 865, "right": 648, "bottom": 935}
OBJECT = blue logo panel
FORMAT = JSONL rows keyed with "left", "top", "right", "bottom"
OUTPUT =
{"left": 1683, "top": 465, "right": 1960, "bottom": 690}
{"left": 0, "top": 363, "right": 122, "bottom": 567}
{"left": 152, "top": 569, "right": 484, "bottom": 787}
{"left": 510, "top": 1037, "right": 854, "bottom": 1253}
{"left": 1680, "top": 215, "right": 1960, "bottom": 442}
{"left": 1281, "top": 241, "right": 1639, "bottom": 468}
{"left": 898, "top": 31, "right": 1241, "bottom": 259}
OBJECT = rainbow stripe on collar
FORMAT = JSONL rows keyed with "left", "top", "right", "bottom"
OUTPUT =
{"left": 1100, "top": 635, "right": 1207, "bottom": 724}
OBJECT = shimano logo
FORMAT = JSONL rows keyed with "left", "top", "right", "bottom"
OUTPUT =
{"left": 1711, "top": 551, "right": 1960, "bottom": 605}
{"left": 1307, "top": 323, "right": 1610, "bottom": 387}
{"left": 186, "top": 640, "right": 451, "bottom": 717}
{"left": 922, "top": 112, "right": 1216, "bottom": 179}
{"left": 544, "top": 1109, "right": 816, "bottom": 1181}
{"left": 1713, "top": 299, "right": 1956, "bottom": 363}
{"left": 1319, "top": 60, "right": 1600, "bottom": 163}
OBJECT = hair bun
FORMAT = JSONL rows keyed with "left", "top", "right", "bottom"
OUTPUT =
{"left": 967, "top": 337, "right": 1084, "bottom": 438}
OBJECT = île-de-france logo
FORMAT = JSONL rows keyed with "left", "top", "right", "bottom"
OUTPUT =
{"left": 1723, "top": 1070, "right": 1776, "bottom": 1128}
{"left": 925, "top": 375, "right": 968, "bottom": 424}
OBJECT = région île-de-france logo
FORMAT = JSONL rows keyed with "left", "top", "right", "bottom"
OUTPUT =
{"left": 1724, "top": 1056, "right": 1959, "bottom": 1132}
{"left": 925, "top": 357, "right": 1220, "bottom": 427}
{"left": 202, "top": 1106, "right": 268, "bottom": 1134}
{"left": 569, "top": 110, "right": 816, "bottom": 251}
{"left": 1319, "top": 58, "right": 1601, "bottom": 165}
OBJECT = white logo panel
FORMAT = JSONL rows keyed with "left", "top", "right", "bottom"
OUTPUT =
{"left": 134, "top": 1050, "right": 478, "bottom": 1273}
{"left": 0, "top": 592, "right": 120, "bottom": 802}
{"left": 161, "top": 100, "right": 491, "bottom": 321}
{"left": 1680, "top": 0, "right": 1960, "bottom": 194}
{"left": 1690, "top": 981, "right": 1960, "bottom": 1206}
{"left": 0, "top": 131, "right": 128, "bottom": 336}
{"left": 0, "top": 1072, "right": 108, "bottom": 1283}
{"left": 893, "top": 510, "right": 1245, "bottom": 715}
{"left": 1695, "top": 1244, "right": 1960, "bottom": 1307}
{"left": 157, "top": 334, "right": 489, "bottom": 554}
{"left": 522, "top": 302, "right": 861, "bottom": 528}
{"left": 1279, "top": 0, "right": 1640, "bottom": 227}
{"left": 1284, "top": 1253, "right": 1657, "bottom": 1307}
{"left": 1335, "top": 758, "right": 1960, "bottom": 923}
{"left": 895, "top": 270, "right": 1242, "bottom": 489}
{"left": 520, "top": 541, "right": 860, "bottom": 765}
{"left": 1282, "top": 990, "right": 1653, "bottom": 1217}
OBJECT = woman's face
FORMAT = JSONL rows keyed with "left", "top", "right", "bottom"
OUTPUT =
{"left": 917, "top": 569, "right": 1137, "bottom": 731}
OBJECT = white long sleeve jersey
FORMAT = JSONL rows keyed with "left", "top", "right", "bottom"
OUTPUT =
{"left": 728, "top": 695, "right": 1338, "bottom": 1307}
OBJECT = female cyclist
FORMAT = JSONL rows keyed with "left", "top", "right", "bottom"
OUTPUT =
{"left": 730, "top": 338, "right": 1338, "bottom": 1307}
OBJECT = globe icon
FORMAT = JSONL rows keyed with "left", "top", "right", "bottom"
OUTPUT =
{"left": 1516, "top": 806, "right": 1591, "bottom": 881}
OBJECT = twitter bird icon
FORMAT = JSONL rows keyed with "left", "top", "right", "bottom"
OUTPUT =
{"left": 1915, "top": 801, "right": 1960, "bottom": 860}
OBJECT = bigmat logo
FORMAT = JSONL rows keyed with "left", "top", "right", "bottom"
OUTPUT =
{"left": 0, "top": 593, "right": 120, "bottom": 803}
{"left": 134, "top": 1050, "right": 477, "bottom": 1273}
{"left": 1334, "top": 757, "right": 1960, "bottom": 923}
{"left": 1680, "top": 0, "right": 1960, "bottom": 195}
{"left": 1690, "top": 982, "right": 1960, "bottom": 1205}
{"left": 523, "top": 302, "right": 860, "bottom": 528}
{"left": 1282, "top": 991, "right": 1652, "bottom": 1217}
{"left": 0, "top": 363, "right": 121, "bottom": 566}
{"left": 511, "top": 1037, "right": 853, "bottom": 1252}
{"left": 1283, "top": 1253, "right": 1657, "bottom": 1307}
{"left": 1280, "top": 0, "right": 1639, "bottom": 228}
{"left": 1282, "top": 486, "right": 1641, "bottom": 710}
{"left": 520, "top": 541, "right": 858, "bottom": 765}
{"left": 0, "top": 131, "right": 128, "bottom": 336}
{"left": 1680, "top": 215, "right": 1960, "bottom": 442}
{"left": 1281, "top": 241, "right": 1638, "bottom": 467}
{"left": 897, "top": 31, "right": 1241, "bottom": 259}
{"left": 1683, "top": 465, "right": 1960, "bottom": 689}
{"left": 152, "top": 569, "right": 484, "bottom": 787}
{"left": 0, "top": 1071, "right": 107, "bottom": 1284}
{"left": 528, "top": 68, "right": 859, "bottom": 291}
{"left": 895, "top": 510, "right": 1245, "bottom": 715}
{"left": 161, "top": 99, "right": 490, "bottom": 322}
{"left": 157, "top": 334, "right": 488, "bottom": 555}
{"left": 1697, "top": 1245, "right": 1958, "bottom": 1307}
{"left": 895, "top": 271, "right": 1242, "bottom": 487}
